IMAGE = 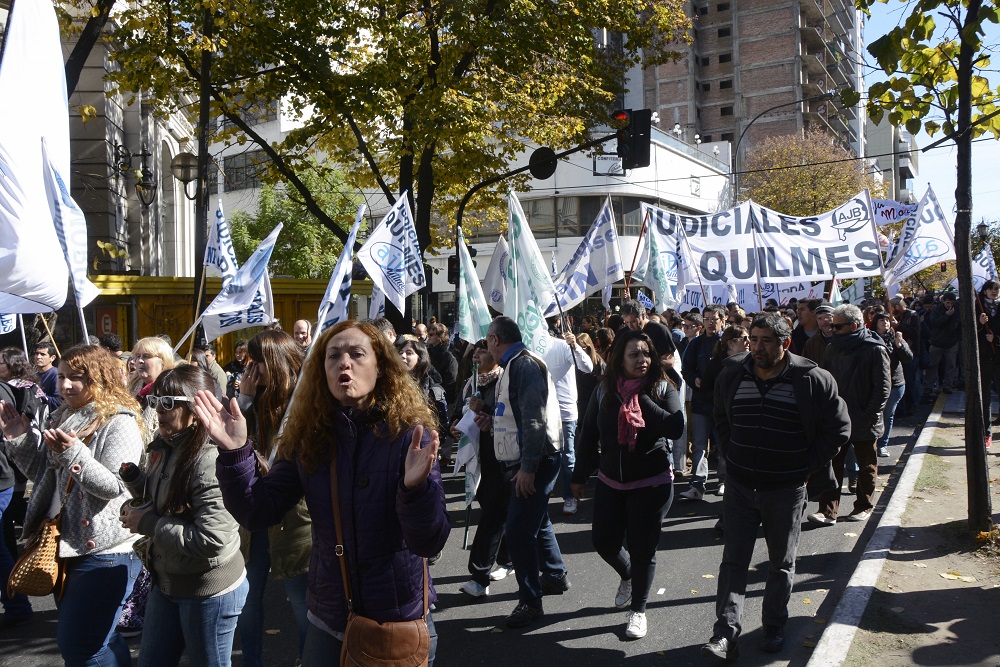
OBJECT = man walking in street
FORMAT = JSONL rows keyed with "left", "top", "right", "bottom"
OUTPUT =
{"left": 890, "top": 296, "right": 922, "bottom": 414}
{"left": 681, "top": 304, "right": 726, "bottom": 499}
{"left": 701, "top": 313, "right": 850, "bottom": 662}
{"left": 809, "top": 304, "right": 891, "bottom": 526}
{"left": 924, "top": 292, "right": 960, "bottom": 394}
{"left": 487, "top": 316, "right": 569, "bottom": 629}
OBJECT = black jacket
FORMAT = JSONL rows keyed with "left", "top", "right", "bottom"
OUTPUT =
{"left": 928, "top": 301, "right": 961, "bottom": 348}
{"left": 714, "top": 353, "right": 850, "bottom": 489}
{"left": 428, "top": 344, "right": 458, "bottom": 403}
{"left": 573, "top": 380, "right": 684, "bottom": 486}
{"left": 682, "top": 333, "right": 721, "bottom": 415}
{"left": 0, "top": 381, "right": 17, "bottom": 492}
{"left": 822, "top": 328, "right": 892, "bottom": 442}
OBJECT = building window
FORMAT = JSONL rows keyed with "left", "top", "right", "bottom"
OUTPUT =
{"left": 719, "top": 53, "right": 732, "bottom": 64}
{"left": 721, "top": 132, "right": 734, "bottom": 141}
{"left": 700, "top": 82, "right": 711, "bottom": 92}
{"left": 718, "top": 2, "right": 730, "bottom": 9}
{"left": 219, "top": 98, "right": 279, "bottom": 130}
{"left": 207, "top": 161, "right": 220, "bottom": 196}
{"left": 700, "top": 56, "right": 710, "bottom": 66}
{"left": 222, "top": 150, "right": 267, "bottom": 192}
{"left": 720, "top": 79, "right": 733, "bottom": 89}
{"left": 721, "top": 106, "right": 734, "bottom": 116}
{"left": 698, "top": 5, "right": 709, "bottom": 15}
{"left": 718, "top": 27, "right": 731, "bottom": 37}
{"left": 525, "top": 198, "right": 555, "bottom": 239}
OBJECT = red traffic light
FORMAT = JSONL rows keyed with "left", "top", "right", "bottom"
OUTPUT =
{"left": 611, "top": 109, "right": 631, "bottom": 127}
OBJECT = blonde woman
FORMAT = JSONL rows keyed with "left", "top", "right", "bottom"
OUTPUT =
{"left": 0, "top": 345, "right": 144, "bottom": 666}
{"left": 129, "top": 337, "right": 176, "bottom": 399}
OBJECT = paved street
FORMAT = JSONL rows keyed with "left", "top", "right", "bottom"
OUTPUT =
{"left": 0, "top": 404, "right": 933, "bottom": 667}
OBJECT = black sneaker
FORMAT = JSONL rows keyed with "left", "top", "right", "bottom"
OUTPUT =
{"left": 540, "top": 572, "right": 571, "bottom": 595}
{"left": 505, "top": 602, "right": 544, "bottom": 628}
{"left": 759, "top": 625, "right": 784, "bottom": 653}
{"left": 701, "top": 636, "right": 739, "bottom": 663}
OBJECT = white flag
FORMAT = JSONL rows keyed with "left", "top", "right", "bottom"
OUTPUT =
{"left": 546, "top": 196, "right": 624, "bottom": 315}
{"left": 829, "top": 278, "right": 844, "bottom": 306}
{"left": 456, "top": 229, "right": 492, "bottom": 343}
{"left": 357, "top": 195, "right": 425, "bottom": 313}
{"left": 631, "top": 212, "right": 676, "bottom": 312}
{"left": 505, "top": 194, "right": 556, "bottom": 355}
{"left": 368, "top": 286, "right": 385, "bottom": 320}
{"left": 0, "top": 314, "right": 16, "bottom": 335}
{"left": 482, "top": 236, "right": 509, "bottom": 313}
{"left": 41, "top": 139, "right": 101, "bottom": 308}
{"left": 204, "top": 200, "right": 239, "bottom": 286}
{"left": 841, "top": 278, "right": 866, "bottom": 304}
{"left": 0, "top": 0, "right": 71, "bottom": 312}
{"left": 883, "top": 187, "right": 955, "bottom": 288}
{"left": 201, "top": 224, "right": 282, "bottom": 342}
{"left": 950, "top": 244, "right": 998, "bottom": 293}
{"left": 318, "top": 205, "right": 365, "bottom": 333}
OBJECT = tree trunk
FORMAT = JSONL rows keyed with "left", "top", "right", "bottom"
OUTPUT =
{"left": 956, "top": 0, "right": 993, "bottom": 534}
{"left": 64, "top": 0, "right": 115, "bottom": 96}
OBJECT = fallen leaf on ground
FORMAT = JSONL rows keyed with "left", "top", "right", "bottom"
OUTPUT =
{"left": 802, "top": 598, "right": 812, "bottom": 604}
{"left": 939, "top": 572, "right": 976, "bottom": 582}
{"left": 702, "top": 574, "right": 715, "bottom": 578}
{"left": 923, "top": 499, "right": 933, "bottom": 503}
{"left": 844, "top": 532, "right": 858, "bottom": 537}
{"left": 265, "top": 629, "right": 280, "bottom": 635}
{"left": 913, "top": 563, "right": 928, "bottom": 568}
{"left": 691, "top": 589, "right": 698, "bottom": 594}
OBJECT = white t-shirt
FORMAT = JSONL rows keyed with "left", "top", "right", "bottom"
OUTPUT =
{"left": 541, "top": 336, "right": 594, "bottom": 422}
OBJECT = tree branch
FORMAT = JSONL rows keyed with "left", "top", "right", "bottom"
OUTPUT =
{"left": 64, "top": 0, "right": 116, "bottom": 96}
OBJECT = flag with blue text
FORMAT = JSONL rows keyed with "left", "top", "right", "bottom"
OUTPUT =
{"left": 201, "top": 224, "right": 281, "bottom": 342}
{"left": 318, "top": 205, "right": 366, "bottom": 333}
{"left": 204, "top": 200, "right": 239, "bottom": 287}
{"left": 546, "top": 196, "right": 624, "bottom": 315}
{"left": 0, "top": 314, "right": 15, "bottom": 335}
{"left": 357, "top": 195, "right": 424, "bottom": 313}
{"left": 883, "top": 187, "right": 955, "bottom": 289}
{"left": 482, "top": 236, "right": 509, "bottom": 313}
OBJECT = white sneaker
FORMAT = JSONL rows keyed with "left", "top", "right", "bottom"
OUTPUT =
{"left": 807, "top": 512, "right": 836, "bottom": 526}
{"left": 624, "top": 611, "right": 647, "bottom": 639}
{"left": 679, "top": 487, "right": 704, "bottom": 501}
{"left": 714, "top": 483, "right": 726, "bottom": 496}
{"left": 459, "top": 580, "right": 489, "bottom": 597}
{"left": 563, "top": 498, "right": 578, "bottom": 515}
{"left": 488, "top": 564, "right": 514, "bottom": 581}
{"left": 614, "top": 579, "right": 632, "bottom": 608}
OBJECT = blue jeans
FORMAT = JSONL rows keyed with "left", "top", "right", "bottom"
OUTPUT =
{"left": 877, "top": 384, "right": 906, "bottom": 450}
{"left": 137, "top": 578, "right": 249, "bottom": 667}
{"left": 691, "top": 412, "right": 723, "bottom": 490}
{"left": 505, "top": 454, "right": 566, "bottom": 604}
{"left": 284, "top": 573, "right": 309, "bottom": 658}
{"left": 237, "top": 530, "right": 270, "bottom": 667}
{"left": 713, "top": 478, "right": 807, "bottom": 640}
{"left": 56, "top": 551, "right": 142, "bottom": 667}
{"left": 300, "top": 613, "right": 437, "bottom": 667}
{"left": 0, "top": 487, "right": 32, "bottom": 619}
{"left": 559, "top": 420, "right": 577, "bottom": 500}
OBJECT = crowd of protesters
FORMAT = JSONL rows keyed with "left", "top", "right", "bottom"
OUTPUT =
{"left": 0, "top": 286, "right": 987, "bottom": 665}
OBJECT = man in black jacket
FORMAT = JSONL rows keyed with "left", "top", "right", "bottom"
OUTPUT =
{"left": 701, "top": 313, "right": 850, "bottom": 662}
{"left": 924, "top": 292, "right": 960, "bottom": 394}
{"left": 890, "top": 296, "right": 922, "bottom": 414}
{"left": 809, "top": 304, "right": 891, "bottom": 527}
{"left": 680, "top": 303, "right": 726, "bottom": 499}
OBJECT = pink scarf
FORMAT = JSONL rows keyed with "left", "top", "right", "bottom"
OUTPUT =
{"left": 617, "top": 376, "right": 651, "bottom": 451}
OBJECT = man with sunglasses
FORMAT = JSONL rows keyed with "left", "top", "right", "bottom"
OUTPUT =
{"left": 808, "top": 304, "right": 890, "bottom": 526}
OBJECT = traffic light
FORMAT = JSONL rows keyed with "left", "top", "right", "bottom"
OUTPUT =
{"left": 611, "top": 108, "right": 652, "bottom": 169}
{"left": 447, "top": 254, "right": 459, "bottom": 284}
{"left": 940, "top": 262, "right": 947, "bottom": 272}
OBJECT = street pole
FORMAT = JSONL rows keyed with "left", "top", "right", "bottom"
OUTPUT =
{"left": 190, "top": 7, "right": 213, "bottom": 354}
{"left": 732, "top": 90, "right": 836, "bottom": 202}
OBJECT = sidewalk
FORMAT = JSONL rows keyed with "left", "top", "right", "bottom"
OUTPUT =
{"left": 817, "top": 392, "right": 1000, "bottom": 666}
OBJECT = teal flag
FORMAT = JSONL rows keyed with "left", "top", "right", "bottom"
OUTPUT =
{"left": 456, "top": 228, "right": 492, "bottom": 342}
{"left": 504, "top": 194, "right": 556, "bottom": 355}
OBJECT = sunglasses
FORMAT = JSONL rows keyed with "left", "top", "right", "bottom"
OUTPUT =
{"left": 145, "top": 395, "right": 194, "bottom": 411}
{"left": 831, "top": 322, "right": 853, "bottom": 331}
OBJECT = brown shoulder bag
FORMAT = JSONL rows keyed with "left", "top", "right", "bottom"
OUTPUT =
{"left": 330, "top": 455, "right": 430, "bottom": 667}
{"left": 7, "top": 476, "right": 74, "bottom": 599}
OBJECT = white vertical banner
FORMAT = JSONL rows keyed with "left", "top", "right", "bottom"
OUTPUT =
{"left": 0, "top": 0, "right": 71, "bottom": 312}
{"left": 546, "top": 196, "right": 625, "bottom": 315}
{"left": 883, "top": 186, "right": 955, "bottom": 287}
{"left": 950, "top": 244, "right": 998, "bottom": 293}
{"left": 482, "top": 236, "right": 509, "bottom": 313}
{"left": 204, "top": 200, "right": 239, "bottom": 286}
{"left": 317, "top": 205, "right": 365, "bottom": 333}
{"left": 0, "top": 314, "right": 16, "bottom": 335}
{"left": 356, "top": 195, "right": 425, "bottom": 313}
{"left": 841, "top": 278, "right": 866, "bottom": 304}
{"left": 368, "top": 286, "right": 385, "bottom": 320}
{"left": 505, "top": 194, "right": 556, "bottom": 355}
{"left": 42, "top": 138, "right": 101, "bottom": 308}
{"left": 456, "top": 229, "right": 492, "bottom": 343}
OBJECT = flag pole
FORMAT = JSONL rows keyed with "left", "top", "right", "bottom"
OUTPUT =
{"left": 624, "top": 208, "right": 651, "bottom": 297}
{"left": 186, "top": 270, "right": 208, "bottom": 360}
{"left": 39, "top": 315, "right": 61, "bottom": 357}
{"left": 77, "top": 305, "right": 89, "bottom": 342}
{"left": 17, "top": 315, "right": 27, "bottom": 355}
{"left": 677, "top": 220, "right": 710, "bottom": 307}
{"left": 174, "top": 312, "right": 207, "bottom": 355}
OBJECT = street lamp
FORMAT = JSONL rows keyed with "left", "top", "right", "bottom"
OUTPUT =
{"left": 733, "top": 90, "right": 838, "bottom": 201}
{"left": 113, "top": 143, "right": 157, "bottom": 208}
{"left": 170, "top": 151, "right": 199, "bottom": 200}
{"left": 977, "top": 220, "right": 989, "bottom": 242}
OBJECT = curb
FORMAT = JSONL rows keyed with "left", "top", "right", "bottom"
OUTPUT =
{"left": 804, "top": 392, "right": 947, "bottom": 667}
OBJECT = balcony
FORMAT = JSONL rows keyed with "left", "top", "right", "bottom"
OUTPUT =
{"left": 800, "top": 26, "right": 825, "bottom": 51}
{"left": 899, "top": 154, "right": 914, "bottom": 181}
{"left": 802, "top": 78, "right": 828, "bottom": 97}
{"left": 802, "top": 53, "right": 827, "bottom": 76}
{"left": 799, "top": 0, "right": 825, "bottom": 23}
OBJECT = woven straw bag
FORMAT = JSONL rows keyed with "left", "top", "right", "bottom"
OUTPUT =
{"left": 7, "top": 515, "right": 64, "bottom": 598}
{"left": 7, "top": 476, "right": 73, "bottom": 599}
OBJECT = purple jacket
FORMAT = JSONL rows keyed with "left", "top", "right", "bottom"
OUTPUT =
{"left": 216, "top": 407, "right": 450, "bottom": 632}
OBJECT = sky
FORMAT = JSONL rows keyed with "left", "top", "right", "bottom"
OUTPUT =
{"left": 865, "top": 3, "right": 1000, "bottom": 221}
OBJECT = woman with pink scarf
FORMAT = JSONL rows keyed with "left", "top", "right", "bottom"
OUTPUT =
{"left": 571, "top": 328, "right": 684, "bottom": 641}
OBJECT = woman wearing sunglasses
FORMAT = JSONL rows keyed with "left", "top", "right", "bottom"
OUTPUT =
{"left": 0, "top": 344, "right": 144, "bottom": 666}
{"left": 119, "top": 365, "right": 246, "bottom": 667}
